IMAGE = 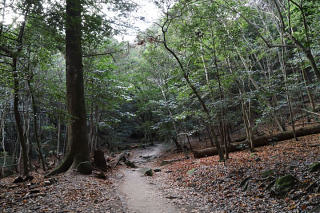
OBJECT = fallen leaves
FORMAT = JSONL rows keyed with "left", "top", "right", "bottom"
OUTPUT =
{"left": 156, "top": 133, "right": 320, "bottom": 212}
{"left": 0, "top": 171, "right": 123, "bottom": 212}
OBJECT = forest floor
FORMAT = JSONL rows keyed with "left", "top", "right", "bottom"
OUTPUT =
{"left": 1, "top": 134, "right": 320, "bottom": 212}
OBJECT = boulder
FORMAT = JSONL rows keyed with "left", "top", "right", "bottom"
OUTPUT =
{"left": 77, "top": 161, "right": 93, "bottom": 175}
{"left": 275, "top": 175, "right": 297, "bottom": 194}
{"left": 125, "top": 160, "right": 137, "bottom": 168}
{"left": 144, "top": 169, "right": 153, "bottom": 176}
{"left": 95, "top": 171, "right": 107, "bottom": 180}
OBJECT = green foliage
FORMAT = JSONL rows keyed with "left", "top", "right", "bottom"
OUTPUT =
{"left": 1, "top": 0, "right": 320, "bottom": 163}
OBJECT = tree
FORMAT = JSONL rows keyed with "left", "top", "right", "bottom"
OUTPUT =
{"left": 0, "top": 0, "right": 32, "bottom": 177}
{"left": 48, "top": 0, "right": 91, "bottom": 176}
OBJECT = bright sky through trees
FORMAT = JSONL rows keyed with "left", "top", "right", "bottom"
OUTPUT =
{"left": 1, "top": 0, "right": 161, "bottom": 43}
{"left": 115, "top": 0, "right": 161, "bottom": 42}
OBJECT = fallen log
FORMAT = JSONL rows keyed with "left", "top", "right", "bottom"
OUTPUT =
{"left": 193, "top": 125, "right": 320, "bottom": 158}
{"left": 193, "top": 144, "right": 244, "bottom": 158}
{"left": 160, "top": 157, "right": 189, "bottom": 166}
{"left": 253, "top": 124, "right": 320, "bottom": 147}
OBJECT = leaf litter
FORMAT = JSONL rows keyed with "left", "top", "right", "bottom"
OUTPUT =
{"left": 0, "top": 170, "right": 124, "bottom": 213}
{"left": 153, "top": 134, "right": 320, "bottom": 212}
{"left": 1, "top": 134, "right": 320, "bottom": 212}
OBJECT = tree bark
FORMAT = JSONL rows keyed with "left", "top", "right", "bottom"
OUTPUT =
{"left": 27, "top": 79, "right": 46, "bottom": 171}
{"left": 13, "top": 54, "right": 29, "bottom": 177}
{"left": 47, "top": 0, "right": 91, "bottom": 176}
{"left": 1, "top": 111, "right": 7, "bottom": 176}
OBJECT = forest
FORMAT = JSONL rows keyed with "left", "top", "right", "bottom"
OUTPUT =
{"left": 0, "top": 0, "right": 320, "bottom": 212}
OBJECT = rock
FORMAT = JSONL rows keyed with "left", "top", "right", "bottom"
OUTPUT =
{"left": 309, "top": 162, "right": 320, "bottom": 172}
{"left": 144, "top": 169, "right": 153, "bottom": 176}
{"left": 166, "top": 195, "right": 178, "bottom": 199}
{"left": 261, "top": 169, "right": 274, "bottom": 178}
{"left": 76, "top": 161, "right": 93, "bottom": 175}
{"left": 275, "top": 175, "right": 298, "bottom": 194}
{"left": 13, "top": 176, "right": 24, "bottom": 183}
{"left": 94, "top": 150, "right": 108, "bottom": 171}
{"left": 95, "top": 171, "right": 106, "bottom": 180}
{"left": 44, "top": 180, "right": 52, "bottom": 186}
{"left": 154, "top": 168, "right": 161, "bottom": 172}
{"left": 125, "top": 160, "right": 137, "bottom": 168}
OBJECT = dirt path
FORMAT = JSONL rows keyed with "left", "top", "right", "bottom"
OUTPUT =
{"left": 118, "top": 144, "right": 178, "bottom": 213}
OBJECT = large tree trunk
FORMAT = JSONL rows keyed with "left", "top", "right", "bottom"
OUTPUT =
{"left": 47, "top": 0, "right": 91, "bottom": 176}
{"left": 193, "top": 125, "right": 320, "bottom": 158}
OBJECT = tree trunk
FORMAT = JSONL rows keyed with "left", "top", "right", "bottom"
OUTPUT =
{"left": 161, "top": 22, "right": 224, "bottom": 161}
{"left": 57, "top": 117, "right": 61, "bottom": 156}
{"left": 301, "top": 67, "right": 315, "bottom": 111}
{"left": 27, "top": 79, "right": 46, "bottom": 171}
{"left": 1, "top": 111, "right": 7, "bottom": 176}
{"left": 47, "top": 0, "right": 91, "bottom": 176}
{"left": 23, "top": 110, "right": 32, "bottom": 170}
{"left": 278, "top": 31, "right": 297, "bottom": 141}
{"left": 12, "top": 56, "right": 29, "bottom": 176}
{"left": 159, "top": 86, "right": 181, "bottom": 151}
